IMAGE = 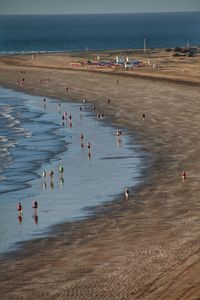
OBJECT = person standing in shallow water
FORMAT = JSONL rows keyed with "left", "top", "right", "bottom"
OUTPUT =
{"left": 124, "top": 187, "right": 130, "bottom": 200}
{"left": 59, "top": 165, "right": 64, "bottom": 178}
{"left": 49, "top": 170, "right": 54, "bottom": 182}
{"left": 32, "top": 200, "right": 38, "bottom": 210}
{"left": 32, "top": 200, "right": 39, "bottom": 224}
{"left": 17, "top": 202, "right": 23, "bottom": 223}
{"left": 87, "top": 142, "right": 91, "bottom": 159}
{"left": 80, "top": 133, "right": 84, "bottom": 148}
{"left": 17, "top": 202, "right": 22, "bottom": 213}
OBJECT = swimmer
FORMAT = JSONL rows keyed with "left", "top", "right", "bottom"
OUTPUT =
{"left": 17, "top": 202, "right": 22, "bottom": 213}
{"left": 182, "top": 171, "right": 187, "bottom": 182}
{"left": 63, "top": 111, "right": 67, "bottom": 119}
{"left": 69, "top": 114, "right": 72, "bottom": 120}
{"left": 42, "top": 170, "right": 46, "bottom": 178}
{"left": 80, "top": 106, "right": 82, "bottom": 112}
{"left": 80, "top": 133, "right": 84, "bottom": 140}
{"left": 124, "top": 188, "right": 130, "bottom": 200}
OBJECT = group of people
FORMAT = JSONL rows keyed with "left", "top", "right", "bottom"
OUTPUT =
{"left": 42, "top": 165, "right": 64, "bottom": 181}
{"left": 17, "top": 200, "right": 38, "bottom": 213}
{"left": 17, "top": 200, "right": 39, "bottom": 223}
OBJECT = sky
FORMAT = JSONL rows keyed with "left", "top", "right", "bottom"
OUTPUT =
{"left": 0, "top": 0, "right": 199, "bottom": 15}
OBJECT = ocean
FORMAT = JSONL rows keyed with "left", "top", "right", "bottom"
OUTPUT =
{"left": 0, "top": 12, "right": 200, "bottom": 54}
{"left": 0, "top": 87, "right": 146, "bottom": 255}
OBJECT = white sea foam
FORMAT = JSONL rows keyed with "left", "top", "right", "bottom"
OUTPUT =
{"left": 0, "top": 136, "right": 8, "bottom": 143}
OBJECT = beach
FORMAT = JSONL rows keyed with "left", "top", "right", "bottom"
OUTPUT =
{"left": 0, "top": 51, "right": 200, "bottom": 299}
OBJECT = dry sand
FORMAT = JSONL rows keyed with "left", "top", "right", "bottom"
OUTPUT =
{"left": 0, "top": 51, "right": 200, "bottom": 300}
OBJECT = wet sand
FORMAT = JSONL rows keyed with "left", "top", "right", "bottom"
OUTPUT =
{"left": 0, "top": 52, "right": 200, "bottom": 299}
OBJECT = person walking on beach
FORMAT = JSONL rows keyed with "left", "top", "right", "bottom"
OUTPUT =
{"left": 182, "top": 171, "right": 187, "bottom": 182}
{"left": 142, "top": 113, "right": 145, "bottom": 120}
{"left": 124, "top": 187, "right": 130, "bottom": 200}
{"left": 42, "top": 170, "right": 46, "bottom": 179}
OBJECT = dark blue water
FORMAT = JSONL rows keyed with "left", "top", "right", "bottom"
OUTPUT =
{"left": 0, "top": 12, "right": 199, "bottom": 54}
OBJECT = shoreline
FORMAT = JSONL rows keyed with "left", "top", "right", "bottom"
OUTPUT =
{"left": 0, "top": 86, "right": 146, "bottom": 257}
{"left": 0, "top": 52, "right": 200, "bottom": 299}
